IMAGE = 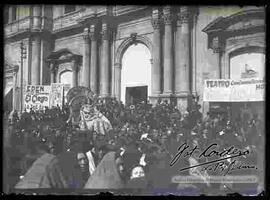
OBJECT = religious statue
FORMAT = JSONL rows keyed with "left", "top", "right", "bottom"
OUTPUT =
{"left": 66, "top": 86, "right": 112, "bottom": 135}
{"left": 79, "top": 104, "right": 112, "bottom": 135}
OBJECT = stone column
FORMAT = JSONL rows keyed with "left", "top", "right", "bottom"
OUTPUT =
{"left": 163, "top": 6, "right": 173, "bottom": 95}
{"left": 114, "top": 63, "right": 122, "bottom": 101}
{"left": 191, "top": 8, "right": 198, "bottom": 96}
{"left": 49, "top": 62, "right": 56, "bottom": 83}
{"left": 82, "top": 28, "right": 90, "bottom": 88}
{"left": 174, "top": 7, "right": 192, "bottom": 113}
{"left": 32, "top": 5, "right": 42, "bottom": 30}
{"left": 31, "top": 36, "right": 41, "bottom": 85}
{"left": 100, "top": 23, "right": 110, "bottom": 97}
{"left": 212, "top": 36, "right": 222, "bottom": 79}
{"left": 13, "top": 66, "right": 19, "bottom": 111}
{"left": 71, "top": 60, "right": 78, "bottom": 88}
{"left": 90, "top": 25, "right": 98, "bottom": 94}
{"left": 151, "top": 9, "right": 162, "bottom": 96}
{"left": 176, "top": 6, "right": 191, "bottom": 95}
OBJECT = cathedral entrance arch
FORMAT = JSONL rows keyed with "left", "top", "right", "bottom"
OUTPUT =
{"left": 114, "top": 35, "right": 153, "bottom": 105}
{"left": 121, "top": 43, "right": 151, "bottom": 105}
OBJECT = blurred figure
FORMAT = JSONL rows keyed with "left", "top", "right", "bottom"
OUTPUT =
{"left": 84, "top": 151, "right": 125, "bottom": 189}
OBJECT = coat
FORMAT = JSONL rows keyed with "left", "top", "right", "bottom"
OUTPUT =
{"left": 84, "top": 151, "right": 124, "bottom": 189}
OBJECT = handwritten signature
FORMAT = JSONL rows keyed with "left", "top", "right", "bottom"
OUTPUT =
{"left": 170, "top": 142, "right": 256, "bottom": 175}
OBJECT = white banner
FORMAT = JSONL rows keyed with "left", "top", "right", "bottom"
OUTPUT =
{"left": 50, "top": 83, "right": 64, "bottom": 108}
{"left": 203, "top": 78, "right": 265, "bottom": 102}
{"left": 24, "top": 85, "right": 51, "bottom": 112}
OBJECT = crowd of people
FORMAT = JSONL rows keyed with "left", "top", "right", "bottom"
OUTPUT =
{"left": 3, "top": 98, "right": 264, "bottom": 195}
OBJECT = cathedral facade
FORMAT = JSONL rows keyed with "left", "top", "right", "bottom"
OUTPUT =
{"left": 4, "top": 5, "right": 265, "bottom": 115}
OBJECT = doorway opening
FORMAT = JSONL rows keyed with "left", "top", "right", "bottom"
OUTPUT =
{"left": 125, "top": 85, "right": 148, "bottom": 106}
{"left": 121, "top": 43, "right": 151, "bottom": 104}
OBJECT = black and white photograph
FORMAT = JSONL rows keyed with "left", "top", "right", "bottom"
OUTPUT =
{"left": 2, "top": 5, "right": 266, "bottom": 196}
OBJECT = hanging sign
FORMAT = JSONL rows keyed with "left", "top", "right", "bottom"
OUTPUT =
{"left": 24, "top": 85, "right": 51, "bottom": 112}
{"left": 203, "top": 78, "right": 265, "bottom": 102}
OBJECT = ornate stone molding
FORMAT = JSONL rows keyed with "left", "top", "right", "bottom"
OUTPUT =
{"left": 115, "top": 35, "right": 153, "bottom": 65}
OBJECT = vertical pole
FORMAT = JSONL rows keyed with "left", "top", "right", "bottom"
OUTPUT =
{"left": 20, "top": 41, "right": 24, "bottom": 113}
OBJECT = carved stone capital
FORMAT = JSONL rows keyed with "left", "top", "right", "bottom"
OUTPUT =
{"left": 115, "top": 63, "right": 122, "bottom": 69}
{"left": 83, "top": 28, "right": 90, "bottom": 41}
{"left": 152, "top": 9, "right": 161, "bottom": 29}
{"left": 71, "top": 60, "right": 78, "bottom": 72}
{"left": 151, "top": 18, "right": 161, "bottom": 30}
{"left": 212, "top": 36, "right": 225, "bottom": 53}
{"left": 49, "top": 62, "right": 58, "bottom": 73}
{"left": 163, "top": 6, "right": 173, "bottom": 25}
{"left": 101, "top": 23, "right": 110, "bottom": 40}
{"left": 89, "top": 25, "right": 96, "bottom": 41}
{"left": 178, "top": 8, "right": 190, "bottom": 25}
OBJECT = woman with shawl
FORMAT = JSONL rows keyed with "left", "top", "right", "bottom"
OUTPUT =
{"left": 84, "top": 151, "right": 125, "bottom": 189}
{"left": 15, "top": 145, "right": 89, "bottom": 189}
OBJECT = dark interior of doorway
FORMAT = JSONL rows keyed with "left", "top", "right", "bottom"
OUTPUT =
{"left": 125, "top": 86, "right": 147, "bottom": 106}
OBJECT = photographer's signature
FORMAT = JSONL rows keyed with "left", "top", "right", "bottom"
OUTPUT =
{"left": 170, "top": 142, "right": 257, "bottom": 175}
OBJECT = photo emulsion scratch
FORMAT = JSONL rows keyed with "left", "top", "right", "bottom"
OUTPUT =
{"left": 3, "top": 5, "right": 266, "bottom": 196}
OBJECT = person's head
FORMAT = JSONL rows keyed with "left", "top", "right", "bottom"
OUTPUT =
{"left": 130, "top": 165, "right": 145, "bottom": 180}
{"left": 226, "top": 121, "right": 232, "bottom": 130}
{"left": 183, "top": 111, "right": 189, "bottom": 118}
{"left": 160, "top": 134, "right": 168, "bottom": 145}
{"left": 47, "top": 141, "right": 57, "bottom": 155}
{"left": 77, "top": 152, "right": 89, "bottom": 173}
{"left": 151, "top": 129, "right": 159, "bottom": 138}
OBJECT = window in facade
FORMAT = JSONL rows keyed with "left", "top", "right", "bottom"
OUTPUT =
{"left": 60, "top": 71, "right": 72, "bottom": 84}
{"left": 64, "top": 5, "right": 76, "bottom": 14}
{"left": 230, "top": 52, "right": 265, "bottom": 80}
{"left": 4, "top": 7, "right": 9, "bottom": 24}
{"left": 11, "top": 6, "right": 17, "bottom": 21}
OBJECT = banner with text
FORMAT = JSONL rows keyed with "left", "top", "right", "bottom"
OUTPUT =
{"left": 203, "top": 78, "right": 265, "bottom": 102}
{"left": 24, "top": 85, "right": 51, "bottom": 112}
{"left": 50, "top": 83, "right": 64, "bottom": 108}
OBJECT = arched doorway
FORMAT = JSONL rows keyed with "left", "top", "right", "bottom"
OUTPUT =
{"left": 121, "top": 43, "right": 151, "bottom": 105}
{"left": 59, "top": 70, "right": 73, "bottom": 84}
